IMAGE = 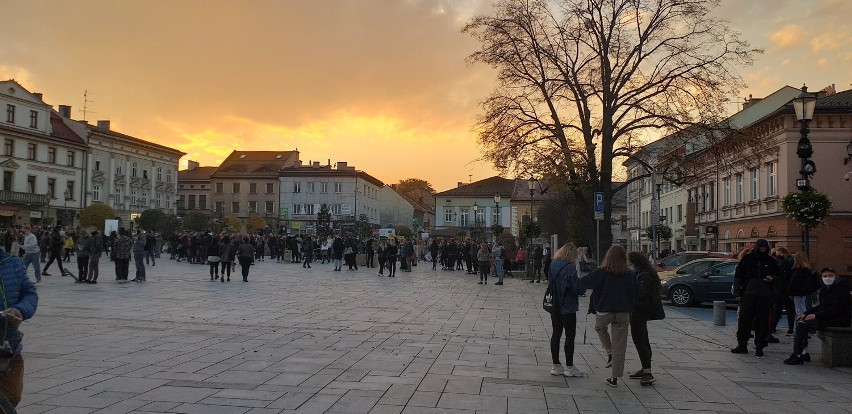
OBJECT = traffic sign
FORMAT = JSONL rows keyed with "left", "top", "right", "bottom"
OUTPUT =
{"left": 594, "top": 192, "right": 604, "bottom": 220}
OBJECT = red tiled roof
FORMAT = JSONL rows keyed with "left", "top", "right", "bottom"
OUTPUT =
{"left": 49, "top": 112, "right": 86, "bottom": 146}
{"left": 178, "top": 166, "right": 217, "bottom": 181}
{"left": 212, "top": 150, "right": 299, "bottom": 177}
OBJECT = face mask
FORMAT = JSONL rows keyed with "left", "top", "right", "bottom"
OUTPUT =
{"left": 823, "top": 276, "right": 836, "bottom": 286}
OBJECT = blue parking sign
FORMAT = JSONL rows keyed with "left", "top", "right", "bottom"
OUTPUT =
{"left": 594, "top": 192, "right": 604, "bottom": 220}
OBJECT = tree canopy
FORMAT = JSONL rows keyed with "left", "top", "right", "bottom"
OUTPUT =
{"left": 137, "top": 209, "right": 167, "bottom": 232}
{"left": 182, "top": 211, "right": 209, "bottom": 232}
{"left": 395, "top": 178, "right": 435, "bottom": 198}
{"left": 464, "top": 0, "right": 759, "bottom": 252}
{"left": 79, "top": 204, "right": 116, "bottom": 231}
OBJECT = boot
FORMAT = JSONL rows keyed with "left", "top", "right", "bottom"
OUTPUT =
{"left": 730, "top": 344, "right": 748, "bottom": 354}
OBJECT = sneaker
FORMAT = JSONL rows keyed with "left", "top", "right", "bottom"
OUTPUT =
{"left": 640, "top": 374, "right": 656, "bottom": 386}
{"left": 495, "top": 282, "right": 503, "bottom": 285}
{"left": 478, "top": 281, "right": 483, "bottom": 284}
{"left": 801, "top": 353, "right": 811, "bottom": 362}
{"left": 550, "top": 364, "right": 563, "bottom": 376}
{"left": 783, "top": 354, "right": 803, "bottom": 365}
{"left": 564, "top": 366, "right": 584, "bottom": 377}
{"left": 605, "top": 377, "right": 618, "bottom": 387}
{"left": 755, "top": 347, "right": 764, "bottom": 357}
{"left": 628, "top": 370, "right": 645, "bottom": 379}
{"left": 530, "top": 280, "right": 535, "bottom": 283}
{"left": 730, "top": 345, "right": 748, "bottom": 354}
{"left": 786, "top": 329, "right": 795, "bottom": 336}
{"left": 767, "top": 335, "right": 780, "bottom": 344}
{"left": 605, "top": 353, "right": 612, "bottom": 368}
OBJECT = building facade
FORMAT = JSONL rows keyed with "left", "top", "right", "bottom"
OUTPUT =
{"left": 433, "top": 176, "right": 514, "bottom": 239}
{"left": 177, "top": 160, "right": 217, "bottom": 216}
{"left": 0, "top": 80, "right": 87, "bottom": 228}
{"left": 279, "top": 161, "right": 383, "bottom": 235}
{"left": 379, "top": 185, "right": 435, "bottom": 232}
{"left": 209, "top": 150, "right": 300, "bottom": 223}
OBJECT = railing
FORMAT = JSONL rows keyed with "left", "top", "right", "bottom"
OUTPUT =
{"left": 0, "top": 190, "right": 49, "bottom": 205}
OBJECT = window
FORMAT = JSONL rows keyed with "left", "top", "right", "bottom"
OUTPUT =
{"left": 132, "top": 162, "right": 138, "bottom": 177}
{"left": 307, "top": 182, "right": 314, "bottom": 193}
{"left": 232, "top": 183, "right": 240, "bottom": 193}
{"left": 65, "top": 181, "right": 74, "bottom": 199}
{"left": 2, "top": 171, "right": 12, "bottom": 191}
{"left": 166, "top": 169, "right": 172, "bottom": 182}
{"left": 330, "top": 204, "right": 341, "bottom": 215}
{"left": 305, "top": 204, "right": 315, "bottom": 215}
{"left": 247, "top": 183, "right": 256, "bottom": 194}
{"left": 47, "top": 178, "right": 56, "bottom": 198}
{"left": 334, "top": 182, "right": 342, "bottom": 193}
{"left": 459, "top": 209, "right": 469, "bottom": 227}
{"left": 66, "top": 151, "right": 75, "bottom": 167}
{"left": 211, "top": 183, "right": 221, "bottom": 193}
{"left": 677, "top": 204, "right": 683, "bottom": 222}
{"left": 166, "top": 195, "right": 171, "bottom": 209}
{"left": 216, "top": 201, "right": 224, "bottom": 213}
{"left": 94, "top": 156, "right": 101, "bottom": 171}
{"left": 131, "top": 189, "right": 138, "bottom": 205}
{"left": 249, "top": 201, "right": 257, "bottom": 213}
{"left": 445, "top": 209, "right": 454, "bottom": 223}
{"left": 3, "top": 139, "right": 12, "bottom": 156}
{"left": 5, "top": 105, "right": 14, "bottom": 123}
{"left": 476, "top": 210, "right": 485, "bottom": 225}
{"left": 115, "top": 161, "right": 123, "bottom": 175}
{"left": 187, "top": 195, "right": 196, "bottom": 210}
{"left": 47, "top": 147, "right": 56, "bottom": 164}
{"left": 27, "top": 175, "right": 36, "bottom": 193}
{"left": 293, "top": 182, "right": 301, "bottom": 193}
{"left": 767, "top": 162, "right": 777, "bottom": 197}
{"left": 735, "top": 174, "right": 743, "bottom": 204}
{"left": 293, "top": 204, "right": 304, "bottom": 214}
{"left": 750, "top": 168, "right": 759, "bottom": 201}
{"left": 115, "top": 187, "right": 123, "bottom": 205}
{"left": 199, "top": 195, "right": 207, "bottom": 210}
{"left": 266, "top": 183, "right": 274, "bottom": 194}
{"left": 156, "top": 167, "right": 162, "bottom": 182}
{"left": 29, "top": 110, "right": 37, "bottom": 128}
{"left": 723, "top": 178, "right": 730, "bottom": 207}
{"left": 142, "top": 169, "right": 148, "bottom": 179}
{"left": 27, "top": 143, "right": 35, "bottom": 160}
{"left": 93, "top": 185, "right": 101, "bottom": 202}
{"left": 156, "top": 192, "right": 162, "bottom": 208}
{"left": 265, "top": 201, "right": 274, "bottom": 214}
{"left": 321, "top": 182, "right": 328, "bottom": 193}
{"left": 708, "top": 182, "right": 715, "bottom": 210}
{"left": 232, "top": 201, "right": 239, "bottom": 213}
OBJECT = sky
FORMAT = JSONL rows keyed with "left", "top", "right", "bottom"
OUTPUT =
{"left": 1, "top": 0, "right": 850, "bottom": 192}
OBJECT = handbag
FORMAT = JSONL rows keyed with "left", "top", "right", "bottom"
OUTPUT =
{"left": 543, "top": 282, "right": 559, "bottom": 313}
{"left": 580, "top": 259, "right": 596, "bottom": 272}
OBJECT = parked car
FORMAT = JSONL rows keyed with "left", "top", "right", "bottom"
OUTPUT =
{"left": 655, "top": 251, "right": 734, "bottom": 272}
{"left": 658, "top": 258, "right": 738, "bottom": 280}
{"left": 661, "top": 261, "right": 739, "bottom": 306}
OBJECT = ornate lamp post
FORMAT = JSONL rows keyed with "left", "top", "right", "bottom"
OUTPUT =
{"left": 472, "top": 202, "right": 479, "bottom": 237}
{"left": 792, "top": 85, "right": 817, "bottom": 257}
{"left": 526, "top": 177, "right": 535, "bottom": 280}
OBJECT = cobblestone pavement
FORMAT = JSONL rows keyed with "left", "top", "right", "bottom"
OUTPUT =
{"left": 18, "top": 257, "right": 852, "bottom": 413}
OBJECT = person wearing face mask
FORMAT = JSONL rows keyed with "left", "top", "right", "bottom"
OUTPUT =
{"left": 731, "top": 239, "right": 780, "bottom": 357}
{"left": 784, "top": 267, "right": 851, "bottom": 365}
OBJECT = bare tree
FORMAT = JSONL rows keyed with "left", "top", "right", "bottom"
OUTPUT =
{"left": 463, "top": 0, "right": 760, "bottom": 251}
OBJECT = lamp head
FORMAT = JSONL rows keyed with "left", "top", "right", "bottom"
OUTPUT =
{"left": 527, "top": 177, "right": 535, "bottom": 191}
{"left": 494, "top": 194, "right": 501, "bottom": 203}
{"left": 792, "top": 85, "right": 817, "bottom": 122}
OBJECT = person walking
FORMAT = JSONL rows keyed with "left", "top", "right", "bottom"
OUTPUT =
{"left": 429, "top": 239, "right": 439, "bottom": 270}
{"left": 42, "top": 227, "right": 66, "bottom": 277}
{"left": 113, "top": 227, "right": 133, "bottom": 282}
{"left": 477, "top": 243, "right": 490, "bottom": 284}
{"left": 86, "top": 230, "right": 104, "bottom": 284}
{"left": 548, "top": 243, "right": 586, "bottom": 377}
{"left": 219, "top": 235, "right": 234, "bottom": 282}
{"left": 237, "top": 237, "right": 254, "bottom": 282}
{"left": 302, "top": 236, "right": 314, "bottom": 268}
{"left": 626, "top": 252, "right": 665, "bottom": 386}
{"left": 377, "top": 240, "right": 388, "bottom": 276}
{"left": 21, "top": 226, "right": 41, "bottom": 283}
{"left": 731, "top": 239, "right": 779, "bottom": 356}
{"left": 74, "top": 230, "right": 89, "bottom": 284}
{"left": 386, "top": 239, "right": 398, "bottom": 277}
{"left": 208, "top": 237, "right": 221, "bottom": 281}
{"left": 492, "top": 241, "right": 505, "bottom": 285}
{"left": 581, "top": 245, "right": 639, "bottom": 387}
{"left": 131, "top": 230, "right": 147, "bottom": 282}
{"left": 145, "top": 231, "right": 156, "bottom": 266}
{"left": 531, "top": 245, "right": 543, "bottom": 283}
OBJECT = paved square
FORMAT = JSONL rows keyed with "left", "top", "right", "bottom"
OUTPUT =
{"left": 18, "top": 257, "right": 852, "bottom": 413}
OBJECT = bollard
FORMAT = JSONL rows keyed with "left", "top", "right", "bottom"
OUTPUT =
{"left": 713, "top": 301, "right": 726, "bottom": 326}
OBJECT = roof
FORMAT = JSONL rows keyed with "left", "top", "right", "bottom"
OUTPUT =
{"left": 178, "top": 166, "right": 217, "bottom": 181}
{"left": 212, "top": 150, "right": 299, "bottom": 178}
{"left": 434, "top": 176, "right": 515, "bottom": 198}
{"left": 89, "top": 123, "right": 186, "bottom": 156}
{"left": 747, "top": 88, "right": 852, "bottom": 129}
{"left": 510, "top": 179, "right": 557, "bottom": 202}
{"left": 279, "top": 164, "right": 384, "bottom": 187}
{"left": 389, "top": 186, "right": 435, "bottom": 214}
{"left": 49, "top": 112, "right": 87, "bottom": 146}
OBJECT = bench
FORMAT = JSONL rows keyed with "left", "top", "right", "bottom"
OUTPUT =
{"left": 818, "top": 327, "right": 852, "bottom": 367}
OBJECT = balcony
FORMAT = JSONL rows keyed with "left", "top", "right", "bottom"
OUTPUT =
{"left": 0, "top": 190, "right": 50, "bottom": 206}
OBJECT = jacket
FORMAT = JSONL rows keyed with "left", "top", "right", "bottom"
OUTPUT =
{"left": 581, "top": 268, "right": 639, "bottom": 313}
{"left": 113, "top": 235, "right": 133, "bottom": 260}
{"left": 733, "top": 239, "right": 779, "bottom": 297}
{"left": 787, "top": 268, "right": 821, "bottom": 297}
{"left": 332, "top": 238, "right": 344, "bottom": 259}
{"left": 237, "top": 242, "right": 254, "bottom": 258}
{"left": 22, "top": 233, "right": 39, "bottom": 255}
{"left": 0, "top": 251, "right": 38, "bottom": 355}
{"left": 132, "top": 235, "right": 147, "bottom": 253}
{"left": 548, "top": 259, "right": 585, "bottom": 313}
{"left": 806, "top": 279, "right": 852, "bottom": 329}
{"left": 76, "top": 236, "right": 90, "bottom": 258}
{"left": 633, "top": 270, "right": 665, "bottom": 320}
{"left": 773, "top": 257, "right": 794, "bottom": 298}
{"left": 220, "top": 243, "right": 235, "bottom": 262}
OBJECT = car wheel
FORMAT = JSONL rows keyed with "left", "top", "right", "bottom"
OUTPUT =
{"left": 669, "top": 286, "right": 694, "bottom": 307}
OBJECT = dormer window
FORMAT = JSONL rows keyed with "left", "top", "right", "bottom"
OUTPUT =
{"left": 239, "top": 154, "right": 246, "bottom": 159}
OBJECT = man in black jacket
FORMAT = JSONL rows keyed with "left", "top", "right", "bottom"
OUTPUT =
{"left": 784, "top": 267, "right": 851, "bottom": 365}
{"left": 731, "top": 239, "right": 779, "bottom": 356}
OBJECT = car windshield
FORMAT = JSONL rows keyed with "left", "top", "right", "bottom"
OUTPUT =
{"left": 707, "top": 262, "right": 737, "bottom": 276}
{"left": 678, "top": 260, "right": 715, "bottom": 274}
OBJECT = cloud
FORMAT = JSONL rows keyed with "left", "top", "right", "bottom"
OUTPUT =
{"left": 0, "top": 65, "right": 35, "bottom": 88}
{"left": 769, "top": 24, "right": 808, "bottom": 50}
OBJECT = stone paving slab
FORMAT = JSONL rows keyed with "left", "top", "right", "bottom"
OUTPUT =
{"left": 17, "top": 257, "right": 852, "bottom": 413}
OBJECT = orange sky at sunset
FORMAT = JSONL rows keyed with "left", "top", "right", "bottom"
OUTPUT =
{"left": 2, "top": 0, "right": 851, "bottom": 191}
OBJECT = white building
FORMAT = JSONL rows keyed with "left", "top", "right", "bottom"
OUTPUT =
{"left": 0, "top": 80, "right": 87, "bottom": 228}
{"left": 433, "top": 176, "right": 514, "bottom": 238}
{"left": 279, "top": 161, "right": 383, "bottom": 235}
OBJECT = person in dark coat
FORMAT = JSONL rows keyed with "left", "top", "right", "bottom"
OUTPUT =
{"left": 332, "top": 235, "right": 344, "bottom": 271}
{"left": 386, "top": 240, "right": 398, "bottom": 277}
{"left": 302, "top": 236, "right": 314, "bottom": 268}
{"left": 784, "top": 267, "right": 852, "bottom": 365}
{"left": 731, "top": 239, "right": 779, "bottom": 356}
{"left": 237, "top": 237, "right": 254, "bottom": 282}
{"left": 429, "top": 240, "right": 439, "bottom": 270}
{"left": 627, "top": 252, "right": 665, "bottom": 386}
{"left": 207, "top": 237, "right": 221, "bottom": 280}
{"left": 531, "top": 245, "right": 544, "bottom": 283}
{"left": 377, "top": 240, "right": 388, "bottom": 276}
{"left": 770, "top": 247, "right": 795, "bottom": 337}
{"left": 787, "top": 252, "right": 820, "bottom": 319}
{"left": 219, "top": 235, "right": 234, "bottom": 282}
{"left": 41, "top": 227, "right": 65, "bottom": 277}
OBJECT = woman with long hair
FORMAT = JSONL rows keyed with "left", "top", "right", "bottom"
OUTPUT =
{"left": 787, "top": 252, "right": 820, "bottom": 319}
{"left": 477, "top": 243, "right": 490, "bottom": 284}
{"left": 377, "top": 240, "right": 388, "bottom": 276}
{"left": 627, "top": 252, "right": 665, "bottom": 386}
{"left": 581, "top": 245, "right": 638, "bottom": 387}
{"left": 548, "top": 243, "right": 586, "bottom": 377}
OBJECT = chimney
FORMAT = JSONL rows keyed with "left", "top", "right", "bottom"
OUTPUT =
{"left": 457, "top": 182, "right": 464, "bottom": 188}
{"left": 187, "top": 160, "right": 199, "bottom": 170}
{"left": 336, "top": 161, "right": 348, "bottom": 169}
{"left": 58, "top": 105, "right": 71, "bottom": 118}
{"left": 97, "top": 120, "right": 111, "bottom": 130}
{"left": 327, "top": 159, "right": 331, "bottom": 166}
{"left": 33, "top": 93, "right": 43, "bottom": 101}
{"left": 313, "top": 161, "right": 320, "bottom": 167}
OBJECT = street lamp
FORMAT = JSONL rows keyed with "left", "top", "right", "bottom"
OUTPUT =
{"left": 472, "top": 202, "right": 479, "bottom": 241}
{"left": 527, "top": 177, "right": 535, "bottom": 281}
{"left": 792, "top": 85, "right": 817, "bottom": 257}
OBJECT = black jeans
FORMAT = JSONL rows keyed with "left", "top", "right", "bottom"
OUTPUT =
{"left": 209, "top": 261, "right": 219, "bottom": 278}
{"left": 550, "top": 312, "right": 577, "bottom": 365}
{"left": 630, "top": 313, "right": 652, "bottom": 370}
{"left": 366, "top": 251, "right": 374, "bottom": 268}
{"left": 44, "top": 250, "right": 65, "bottom": 274}
{"left": 736, "top": 295, "right": 772, "bottom": 348}
{"left": 239, "top": 256, "right": 252, "bottom": 279}
{"left": 77, "top": 256, "right": 89, "bottom": 281}
{"left": 479, "top": 261, "right": 489, "bottom": 282}
{"left": 114, "top": 258, "right": 130, "bottom": 280}
{"left": 220, "top": 261, "right": 231, "bottom": 279}
{"left": 771, "top": 295, "right": 796, "bottom": 333}
{"left": 378, "top": 258, "right": 386, "bottom": 274}
{"left": 792, "top": 319, "right": 819, "bottom": 355}
{"left": 387, "top": 258, "right": 397, "bottom": 276}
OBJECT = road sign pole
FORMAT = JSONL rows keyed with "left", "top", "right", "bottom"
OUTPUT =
{"left": 593, "top": 191, "right": 604, "bottom": 259}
